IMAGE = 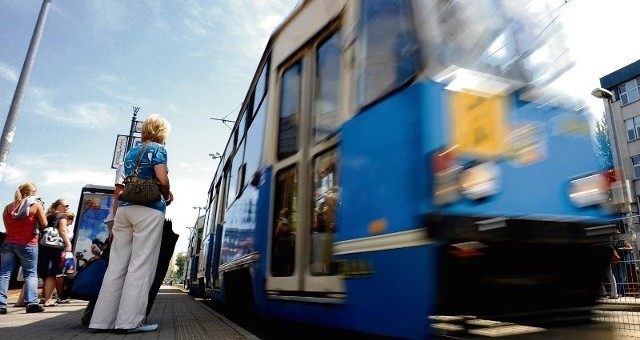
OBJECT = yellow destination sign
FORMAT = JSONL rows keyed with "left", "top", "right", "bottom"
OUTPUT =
{"left": 450, "top": 91, "right": 506, "bottom": 158}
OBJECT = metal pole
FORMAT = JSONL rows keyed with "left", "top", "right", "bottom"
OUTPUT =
{"left": 0, "top": 0, "right": 51, "bottom": 182}
{"left": 126, "top": 106, "right": 140, "bottom": 152}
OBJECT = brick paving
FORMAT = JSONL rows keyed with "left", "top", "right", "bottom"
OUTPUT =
{"left": 0, "top": 286, "right": 258, "bottom": 339}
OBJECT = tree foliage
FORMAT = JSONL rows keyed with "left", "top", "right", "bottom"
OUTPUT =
{"left": 595, "top": 113, "right": 614, "bottom": 170}
{"left": 173, "top": 253, "right": 187, "bottom": 281}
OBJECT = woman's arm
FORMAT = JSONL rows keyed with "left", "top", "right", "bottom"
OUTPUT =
{"left": 33, "top": 201, "right": 48, "bottom": 228}
{"left": 58, "top": 218, "right": 72, "bottom": 252}
{"left": 154, "top": 163, "right": 173, "bottom": 205}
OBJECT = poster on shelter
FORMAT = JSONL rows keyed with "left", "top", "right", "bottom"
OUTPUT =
{"left": 73, "top": 193, "right": 113, "bottom": 270}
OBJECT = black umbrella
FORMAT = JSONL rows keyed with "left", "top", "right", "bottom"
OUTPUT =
{"left": 146, "top": 218, "right": 179, "bottom": 316}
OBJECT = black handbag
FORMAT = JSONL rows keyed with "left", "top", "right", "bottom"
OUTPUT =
{"left": 120, "top": 144, "right": 162, "bottom": 205}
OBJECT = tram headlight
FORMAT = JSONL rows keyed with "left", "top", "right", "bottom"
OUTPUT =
{"left": 460, "top": 161, "right": 500, "bottom": 200}
{"left": 568, "top": 174, "right": 609, "bottom": 208}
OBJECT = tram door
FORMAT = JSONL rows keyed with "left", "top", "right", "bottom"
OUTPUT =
{"left": 267, "top": 23, "right": 345, "bottom": 294}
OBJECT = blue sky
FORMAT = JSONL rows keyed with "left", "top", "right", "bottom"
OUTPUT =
{"left": 1, "top": 0, "right": 640, "bottom": 258}
{"left": 0, "top": 0, "right": 298, "bottom": 256}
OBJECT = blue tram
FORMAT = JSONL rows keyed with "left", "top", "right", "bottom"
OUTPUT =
{"left": 190, "top": 1, "right": 616, "bottom": 338}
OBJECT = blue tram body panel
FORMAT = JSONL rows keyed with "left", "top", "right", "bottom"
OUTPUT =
{"left": 414, "top": 80, "right": 606, "bottom": 220}
{"left": 338, "top": 246, "right": 436, "bottom": 339}
{"left": 259, "top": 244, "right": 437, "bottom": 339}
{"left": 251, "top": 168, "right": 273, "bottom": 313}
{"left": 337, "top": 78, "right": 605, "bottom": 242}
{"left": 339, "top": 84, "right": 425, "bottom": 240}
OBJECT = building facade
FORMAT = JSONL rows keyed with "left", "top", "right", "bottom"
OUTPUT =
{"left": 598, "top": 59, "right": 640, "bottom": 229}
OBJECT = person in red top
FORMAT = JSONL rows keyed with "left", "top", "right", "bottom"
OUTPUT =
{"left": 0, "top": 182, "right": 48, "bottom": 314}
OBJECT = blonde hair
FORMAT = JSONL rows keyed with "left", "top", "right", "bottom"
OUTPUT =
{"left": 66, "top": 212, "right": 75, "bottom": 223}
{"left": 47, "top": 199, "right": 68, "bottom": 215}
{"left": 14, "top": 182, "right": 37, "bottom": 203}
{"left": 141, "top": 114, "right": 171, "bottom": 145}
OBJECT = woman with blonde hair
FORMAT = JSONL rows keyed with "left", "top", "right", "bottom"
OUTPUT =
{"left": 90, "top": 114, "right": 173, "bottom": 333}
{"left": 38, "top": 199, "right": 72, "bottom": 307}
{"left": 0, "top": 182, "right": 48, "bottom": 314}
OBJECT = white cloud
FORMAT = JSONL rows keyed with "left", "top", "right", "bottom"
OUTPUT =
{"left": 41, "top": 168, "right": 114, "bottom": 186}
{"left": 2, "top": 164, "right": 28, "bottom": 187}
{"left": 86, "top": 1, "right": 128, "bottom": 33}
{"left": 71, "top": 102, "right": 117, "bottom": 127}
{"left": 0, "top": 61, "right": 18, "bottom": 83}
{"left": 23, "top": 84, "right": 117, "bottom": 128}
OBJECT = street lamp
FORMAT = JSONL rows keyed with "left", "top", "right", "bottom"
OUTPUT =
{"left": 193, "top": 206, "right": 205, "bottom": 218}
{"left": 591, "top": 88, "right": 622, "bottom": 168}
{"left": 209, "top": 152, "right": 221, "bottom": 160}
{"left": 591, "top": 87, "right": 631, "bottom": 216}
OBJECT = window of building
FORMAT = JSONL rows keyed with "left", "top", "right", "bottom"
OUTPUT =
{"left": 625, "top": 116, "right": 640, "bottom": 141}
{"left": 619, "top": 78, "right": 640, "bottom": 105}
{"left": 633, "top": 155, "right": 640, "bottom": 178}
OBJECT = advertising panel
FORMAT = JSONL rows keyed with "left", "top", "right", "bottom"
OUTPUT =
{"left": 72, "top": 185, "right": 114, "bottom": 271}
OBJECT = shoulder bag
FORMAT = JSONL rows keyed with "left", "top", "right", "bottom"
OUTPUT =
{"left": 120, "top": 144, "right": 162, "bottom": 205}
{"left": 39, "top": 213, "right": 65, "bottom": 249}
{"left": 69, "top": 257, "right": 108, "bottom": 301}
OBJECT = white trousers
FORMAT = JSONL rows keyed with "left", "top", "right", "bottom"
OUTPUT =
{"left": 89, "top": 205, "right": 164, "bottom": 329}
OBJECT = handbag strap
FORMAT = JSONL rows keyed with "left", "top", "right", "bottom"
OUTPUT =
{"left": 41, "top": 213, "right": 63, "bottom": 234}
{"left": 51, "top": 213, "right": 63, "bottom": 229}
{"left": 132, "top": 143, "right": 150, "bottom": 176}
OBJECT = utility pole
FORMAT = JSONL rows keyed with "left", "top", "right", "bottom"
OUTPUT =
{"left": 0, "top": 0, "right": 51, "bottom": 182}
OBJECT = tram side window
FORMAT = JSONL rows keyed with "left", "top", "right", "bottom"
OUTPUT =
{"left": 313, "top": 30, "right": 341, "bottom": 144}
{"left": 228, "top": 148, "right": 243, "bottom": 203}
{"left": 356, "top": 0, "right": 419, "bottom": 108}
{"left": 254, "top": 62, "right": 268, "bottom": 119}
{"left": 310, "top": 149, "right": 339, "bottom": 276}
{"left": 271, "top": 166, "right": 298, "bottom": 277}
{"left": 278, "top": 62, "right": 301, "bottom": 160}
{"left": 223, "top": 168, "right": 232, "bottom": 211}
{"left": 204, "top": 194, "right": 216, "bottom": 237}
{"left": 238, "top": 109, "right": 248, "bottom": 141}
{"left": 245, "top": 94, "right": 268, "bottom": 185}
{"left": 215, "top": 179, "right": 225, "bottom": 224}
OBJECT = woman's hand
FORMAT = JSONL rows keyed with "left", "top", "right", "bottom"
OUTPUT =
{"left": 164, "top": 191, "right": 174, "bottom": 206}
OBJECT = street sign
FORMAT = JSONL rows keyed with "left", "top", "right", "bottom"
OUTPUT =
{"left": 111, "top": 135, "right": 128, "bottom": 169}
{"left": 134, "top": 120, "right": 143, "bottom": 133}
{"left": 111, "top": 134, "right": 141, "bottom": 169}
